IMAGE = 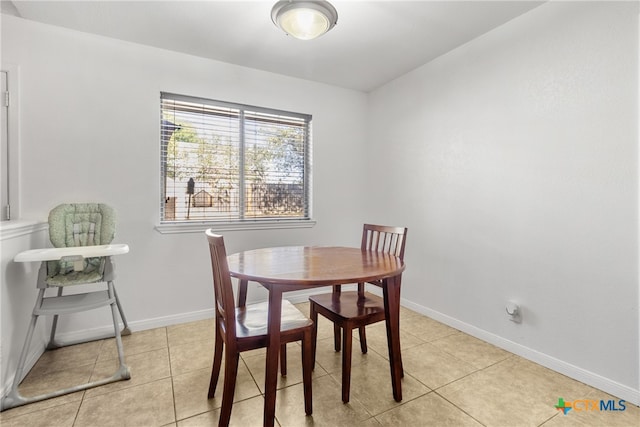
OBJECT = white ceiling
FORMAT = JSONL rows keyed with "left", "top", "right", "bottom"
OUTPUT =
{"left": 2, "top": 0, "right": 544, "bottom": 92}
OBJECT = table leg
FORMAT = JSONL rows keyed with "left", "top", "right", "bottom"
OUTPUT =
{"left": 264, "top": 285, "right": 283, "bottom": 427}
{"left": 237, "top": 279, "right": 249, "bottom": 307}
{"left": 383, "top": 274, "right": 403, "bottom": 402}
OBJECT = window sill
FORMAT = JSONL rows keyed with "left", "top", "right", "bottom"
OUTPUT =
{"left": 155, "top": 219, "right": 317, "bottom": 234}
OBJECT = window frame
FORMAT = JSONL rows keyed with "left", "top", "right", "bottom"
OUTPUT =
{"left": 156, "top": 92, "right": 315, "bottom": 234}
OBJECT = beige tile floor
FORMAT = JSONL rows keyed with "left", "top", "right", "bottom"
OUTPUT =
{"left": 1, "top": 302, "right": 638, "bottom": 427}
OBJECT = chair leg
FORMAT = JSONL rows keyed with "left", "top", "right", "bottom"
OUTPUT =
{"left": 395, "top": 283, "right": 404, "bottom": 378}
{"left": 48, "top": 313, "right": 59, "bottom": 349}
{"left": 46, "top": 287, "right": 64, "bottom": 349}
{"left": 218, "top": 350, "right": 239, "bottom": 427}
{"left": 280, "top": 343, "right": 287, "bottom": 376}
{"left": 310, "top": 301, "right": 318, "bottom": 369}
{"left": 302, "top": 329, "right": 313, "bottom": 415}
{"left": 112, "top": 284, "right": 131, "bottom": 335}
{"left": 332, "top": 286, "right": 343, "bottom": 351}
{"left": 341, "top": 325, "right": 353, "bottom": 403}
{"left": 333, "top": 323, "right": 341, "bottom": 352}
{"left": 358, "top": 326, "right": 368, "bottom": 354}
{"left": 208, "top": 326, "right": 224, "bottom": 398}
{"left": 107, "top": 282, "right": 130, "bottom": 380}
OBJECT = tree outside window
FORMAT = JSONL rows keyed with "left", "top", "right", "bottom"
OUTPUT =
{"left": 160, "top": 93, "right": 311, "bottom": 223}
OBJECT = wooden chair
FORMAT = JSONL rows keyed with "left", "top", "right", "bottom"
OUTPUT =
{"left": 205, "top": 230, "right": 313, "bottom": 426}
{"left": 309, "top": 224, "right": 407, "bottom": 403}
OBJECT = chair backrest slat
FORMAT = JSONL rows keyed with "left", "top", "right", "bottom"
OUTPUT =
{"left": 361, "top": 224, "right": 407, "bottom": 261}
{"left": 357, "top": 224, "right": 407, "bottom": 293}
{"left": 206, "top": 230, "right": 237, "bottom": 339}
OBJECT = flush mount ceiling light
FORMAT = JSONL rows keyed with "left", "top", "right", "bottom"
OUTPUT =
{"left": 271, "top": 0, "right": 338, "bottom": 40}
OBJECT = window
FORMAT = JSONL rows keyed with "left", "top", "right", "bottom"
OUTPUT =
{"left": 160, "top": 93, "right": 312, "bottom": 228}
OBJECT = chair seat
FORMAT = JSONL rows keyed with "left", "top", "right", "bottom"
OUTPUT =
{"left": 309, "top": 291, "right": 386, "bottom": 322}
{"left": 235, "top": 300, "right": 313, "bottom": 338}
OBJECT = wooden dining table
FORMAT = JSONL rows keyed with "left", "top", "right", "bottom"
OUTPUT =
{"left": 227, "top": 245, "right": 406, "bottom": 427}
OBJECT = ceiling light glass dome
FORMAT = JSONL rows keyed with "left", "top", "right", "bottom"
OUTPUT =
{"left": 271, "top": 0, "right": 338, "bottom": 40}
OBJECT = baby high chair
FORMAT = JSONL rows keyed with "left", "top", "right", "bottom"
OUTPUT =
{"left": 1, "top": 203, "right": 131, "bottom": 411}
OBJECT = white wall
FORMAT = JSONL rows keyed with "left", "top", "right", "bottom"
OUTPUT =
{"left": 0, "top": 14, "right": 368, "bottom": 388}
{"left": 368, "top": 1, "right": 639, "bottom": 403}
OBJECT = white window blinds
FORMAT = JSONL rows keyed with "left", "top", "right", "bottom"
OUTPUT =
{"left": 160, "top": 93, "right": 312, "bottom": 223}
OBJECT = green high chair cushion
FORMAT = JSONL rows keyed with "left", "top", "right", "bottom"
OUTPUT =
{"left": 45, "top": 270, "right": 105, "bottom": 286}
{"left": 48, "top": 203, "right": 116, "bottom": 247}
{"left": 46, "top": 203, "right": 116, "bottom": 286}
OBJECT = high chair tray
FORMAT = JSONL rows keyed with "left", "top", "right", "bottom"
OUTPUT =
{"left": 14, "top": 244, "right": 130, "bottom": 262}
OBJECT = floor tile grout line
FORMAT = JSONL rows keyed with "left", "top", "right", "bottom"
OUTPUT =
{"left": 71, "top": 339, "right": 103, "bottom": 427}
{"left": 537, "top": 411, "right": 560, "bottom": 426}
{"left": 165, "top": 325, "right": 181, "bottom": 426}
{"left": 66, "top": 338, "right": 103, "bottom": 427}
{"left": 368, "top": 388, "right": 435, "bottom": 420}
{"left": 430, "top": 353, "right": 518, "bottom": 393}
{"left": 240, "top": 356, "right": 265, "bottom": 399}
{"left": 400, "top": 323, "right": 460, "bottom": 342}
{"left": 431, "top": 389, "right": 488, "bottom": 427}
{"left": 428, "top": 333, "right": 515, "bottom": 366}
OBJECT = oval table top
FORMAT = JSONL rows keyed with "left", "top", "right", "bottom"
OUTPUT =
{"left": 227, "top": 246, "right": 405, "bottom": 287}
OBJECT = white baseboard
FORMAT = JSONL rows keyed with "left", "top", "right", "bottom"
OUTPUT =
{"left": 50, "top": 309, "right": 216, "bottom": 344}
{"left": 401, "top": 299, "right": 640, "bottom": 406}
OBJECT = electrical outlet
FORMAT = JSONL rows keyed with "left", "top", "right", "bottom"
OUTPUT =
{"left": 506, "top": 301, "right": 521, "bottom": 323}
